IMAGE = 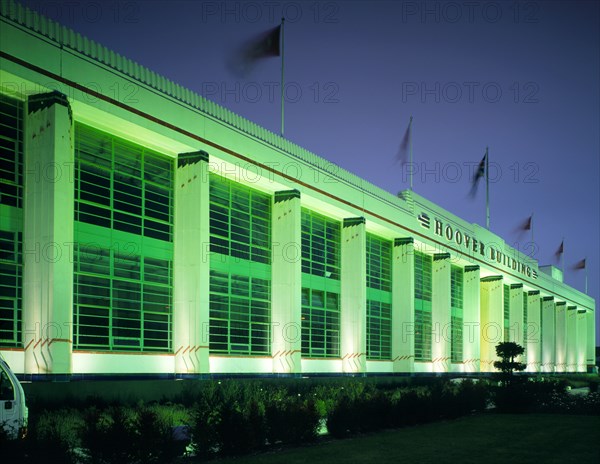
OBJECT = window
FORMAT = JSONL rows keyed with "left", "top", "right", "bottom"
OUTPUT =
{"left": 414, "top": 251, "right": 432, "bottom": 361}
{"left": 367, "top": 300, "right": 391, "bottom": 360}
{"left": 0, "top": 94, "right": 23, "bottom": 348}
{"left": 450, "top": 265, "right": 463, "bottom": 363}
{"left": 75, "top": 123, "right": 174, "bottom": 241}
{"left": 300, "top": 209, "right": 340, "bottom": 358}
{"left": 0, "top": 231, "right": 21, "bottom": 347}
{"left": 366, "top": 234, "right": 392, "bottom": 360}
{"left": 73, "top": 124, "right": 174, "bottom": 352}
{"left": 209, "top": 175, "right": 271, "bottom": 264}
{"left": 0, "top": 369, "right": 15, "bottom": 401}
{"left": 73, "top": 245, "right": 172, "bottom": 351}
{"left": 301, "top": 288, "right": 340, "bottom": 358}
{"left": 0, "top": 94, "right": 23, "bottom": 208}
{"left": 209, "top": 270, "right": 270, "bottom": 355}
{"left": 366, "top": 234, "right": 391, "bottom": 291}
{"left": 301, "top": 209, "right": 340, "bottom": 279}
{"left": 208, "top": 175, "right": 272, "bottom": 356}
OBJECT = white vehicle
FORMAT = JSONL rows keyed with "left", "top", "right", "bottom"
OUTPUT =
{"left": 0, "top": 355, "right": 28, "bottom": 440}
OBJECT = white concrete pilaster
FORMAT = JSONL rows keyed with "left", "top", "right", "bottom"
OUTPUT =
{"left": 525, "top": 291, "right": 541, "bottom": 372}
{"left": 586, "top": 310, "right": 596, "bottom": 372}
{"left": 23, "top": 91, "right": 74, "bottom": 375}
{"left": 462, "top": 265, "right": 480, "bottom": 373}
{"left": 479, "top": 276, "right": 504, "bottom": 372}
{"left": 508, "top": 284, "right": 524, "bottom": 347}
{"left": 566, "top": 306, "right": 577, "bottom": 372}
{"left": 540, "top": 296, "right": 555, "bottom": 372}
{"left": 271, "top": 190, "right": 302, "bottom": 374}
{"left": 340, "top": 217, "right": 366, "bottom": 373}
{"left": 432, "top": 253, "right": 450, "bottom": 372}
{"left": 576, "top": 310, "right": 587, "bottom": 373}
{"left": 554, "top": 302, "right": 567, "bottom": 372}
{"left": 173, "top": 151, "right": 210, "bottom": 374}
{"left": 392, "top": 237, "right": 414, "bottom": 373}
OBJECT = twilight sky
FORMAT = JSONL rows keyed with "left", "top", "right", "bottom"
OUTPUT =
{"left": 21, "top": 0, "right": 599, "bottom": 337}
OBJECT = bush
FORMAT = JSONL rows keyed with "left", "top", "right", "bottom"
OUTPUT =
{"left": 78, "top": 404, "right": 183, "bottom": 464}
{"left": 265, "top": 396, "right": 321, "bottom": 444}
{"left": 493, "top": 378, "right": 568, "bottom": 413}
{"left": 1, "top": 408, "right": 82, "bottom": 463}
{"left": 79, "top": 406, "right": 138, "bottom": 464}
{"left": 189, "top": 381, "right": 264, "bottom": 457}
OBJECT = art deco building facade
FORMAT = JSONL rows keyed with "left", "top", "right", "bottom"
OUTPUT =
{"left": 0, "top": 2, "right": 595, "bottom": 377}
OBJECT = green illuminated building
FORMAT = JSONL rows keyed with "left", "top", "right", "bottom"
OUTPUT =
{"left": 0, "top": 2, "right": 595, "bottom": 377}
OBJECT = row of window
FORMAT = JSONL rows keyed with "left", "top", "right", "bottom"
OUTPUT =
{"left": 72, "top": 124, "right": 174, "bottom": 352}
{"left": 301, "top": 209, "right": 341, "bottom": 279}
{"left": 0, "top": 94, "right": 23, "bottom": 208}
{"left": 209, "top": 270, "right": 271, "bottom": 355}
{"left": 414, "top": 252, "right": 433, "bottom": 361}
{"left": 451, "top": 265, "right": 464, "bottom": 363}
{"left": 73, "top": 244, "right": 172, "bottom": 351}
{"left": 0, "top": 231, "right": 22, "bottom": 347}
{"left": 0, "top": 94, "right": 533, "bottom": 365}
{"left": 75, "top": 123, "right": 174, "bottom": 242}
{"left": 209, "top": 175, "right": 271, "bottom": 264}
{"left": 366, "top": 234, "right": 393, "bottom": 360}
{"left": 0, "top": 95, "right": 23, "bottom": 347}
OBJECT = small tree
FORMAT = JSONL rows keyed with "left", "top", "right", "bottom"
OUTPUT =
{"left": 493, "top": 342, "right": 526, "bottom": 385}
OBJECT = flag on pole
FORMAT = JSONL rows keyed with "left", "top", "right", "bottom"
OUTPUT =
{"left": 229, "top": 25, "right": 281, "bottom": 77}
{"left": 554, "top": 240, "right": 564, "bottom": 262}
{"left": 515, "top": 214, "right": 532, "bottom": 232}
{"left": 228, "top": 20, "right": 286, "bottom": 135}
{"left": 395, "top": 119, "right": 411, "bottom": 166}
{"left": 469, "top": 153, "right": 487, "bottom": 197}
{"left": 573, "top": 258, "right": 588, "bottom": 294}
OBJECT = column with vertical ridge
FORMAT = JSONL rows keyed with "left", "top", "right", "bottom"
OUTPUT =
{"left": 525, "top": 290, "right": 541, "bottom": 372}
{"left": 173, "top": 151, "right": 210, "bottom": 374}
{"left": 23, "top": 91, "right": 74, "bottom": 375}
{"left": 554, "top": 301, "right": 567, "bottom": 372}
{"left": 508, "top": 284, "right": 524, "bottom": 346}
{"left": 271, "top": 190, "right": 302, "bottom": 374}
{"left": 462, "top": 265, "right": 480, "bottom": 373}
{"left": 566, "top": 306, "right": 577, "bottom": 372}
{"left": 540, "top": 297, "right": 555, "bottom": 372}
{"left": 586, "top": 310, "right": 595, "bottom": 373}
{"left": 392, "top": 238, "right": 414, "bottom": 373}
{"left": 340, "top": 217, "right": 366, "bottom": 373}
{"left": 432, "top": 253, "right": 450, "bottom": 372}
{"left": 479, "top": 276, "right": 504, "bottom": 372}
{"left": 576, "top": 310, "right": 587, "bottom": 373}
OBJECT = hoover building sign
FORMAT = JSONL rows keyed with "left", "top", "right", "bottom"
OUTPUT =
{"left": 417, "top": 213, "right": 538, "bottom": 280}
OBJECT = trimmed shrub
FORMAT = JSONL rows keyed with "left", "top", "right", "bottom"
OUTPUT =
{"left": 265, "top": 396, "right": 321, "bottom": 444}
{"left": 494, "top": 378, "right": 568, "bottom": 413}
{"left": 78, "top": 404, "right": 183, "bottom": 464}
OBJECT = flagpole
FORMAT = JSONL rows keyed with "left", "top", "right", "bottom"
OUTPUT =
{"left": 485, "top": 146, "right": 489, "bottom": 229}
{"left": 531, "top": 212, "right": 534, "bottom": 255}
{"left": 280, "top": 17, "right": 285, "bottom": 137}
{"left": 561, "top": 236, "right": 564, "bottom": 275}
{"left": 409, "top": 116, "right": 414, "bottom": 191}
{"left": 585, "top": 258, "right": 588, "bottom": 294}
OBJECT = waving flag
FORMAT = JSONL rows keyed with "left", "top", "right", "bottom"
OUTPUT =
{"left": 469, "top": 153, "right": 487, "bottom": 197}
{"left": 554, "top": 240, "right": 564, "bottom": 261}
{"left": 229, "top": 25, "right": 281, "bottom": 77}
{"left": 396, "top": 118, "right": 411, "bottom": 166}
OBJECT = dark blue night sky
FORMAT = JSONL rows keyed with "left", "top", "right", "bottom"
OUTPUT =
{"left": 21, "top": 0, "right": 600, "bottom": 336}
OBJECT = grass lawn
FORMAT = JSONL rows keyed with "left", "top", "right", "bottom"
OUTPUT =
{"left": 214, "top": 414, "right": 600, "bottom": 464}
